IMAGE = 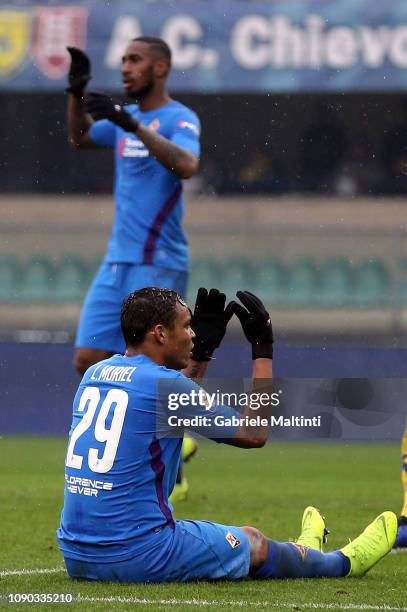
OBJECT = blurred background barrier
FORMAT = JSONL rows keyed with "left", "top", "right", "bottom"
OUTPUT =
{"left": 1, "top": 195, "right": 407, "bottom": 338}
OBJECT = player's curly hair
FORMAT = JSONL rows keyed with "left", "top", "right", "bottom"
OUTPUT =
{"left": 121, "top": 287, "right": 184, "bottom": 347}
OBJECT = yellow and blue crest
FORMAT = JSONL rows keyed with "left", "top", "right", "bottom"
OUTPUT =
{"left": 0, "top": 10, "right": 30, "bottom": 78}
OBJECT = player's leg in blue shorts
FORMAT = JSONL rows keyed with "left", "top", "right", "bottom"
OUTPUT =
{"left": 63, "top": 508, "right": 396, "bottom": 583}
{"left": 63, "top": 520, "right": 250, "bottom": 583}
{"left": 75, "top": 261, "right": 188, "bottom": 356}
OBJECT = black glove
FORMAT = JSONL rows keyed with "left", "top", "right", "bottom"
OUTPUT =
{"left": 66, "top": 47, "right": 91, "bottom": 96}
{"left": 230, "top": 291, "right": 273, "bottom": 360}
{"left": 191, "top": 288, "right": 234, "bottom": 362}
{"left": 85, "top": 92, "right": 139, "bottom": 132}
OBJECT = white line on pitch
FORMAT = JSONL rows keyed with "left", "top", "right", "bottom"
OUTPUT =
{"left": 77, "top": 597, "right": 407, "bottom": 610}
{"left": 1, "top": 568, "right": 406, "bottom": 611}
{"left": 391, "top": 547, "right": 407, "bottom": 554}
{"left": 0, "top": 566, "right": 65, "bottom": 577}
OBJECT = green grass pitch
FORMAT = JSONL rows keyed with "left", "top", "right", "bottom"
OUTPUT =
{"left": 0, "top": 437, "right": 405, "bottom": 611}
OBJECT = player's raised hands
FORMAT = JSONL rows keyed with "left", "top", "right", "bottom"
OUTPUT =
{"left": 230, "top": 290, "right": 274, "bottom": 359}
{"left": 191, "top": 288, "right": 234, "bottom": 362}
{"left": 66, "top": 47, "right": 91, "bottom": 96}
{"left": 85, "top": 92, "right": 140, "bottom": 133}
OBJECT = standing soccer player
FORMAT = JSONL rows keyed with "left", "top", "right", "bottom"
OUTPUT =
{"left": 65, "top": 37, "right": 200, "bottom": 375}
{"left": 66, "top": 38, "right": 200, "bottom": 500}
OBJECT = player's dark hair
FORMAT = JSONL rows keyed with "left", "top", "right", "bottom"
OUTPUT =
{"left": 132, "top": 36, "right": 172, "bottom": 64}
{"left": 121, "top": 287, "right": 182, "bottom": 347}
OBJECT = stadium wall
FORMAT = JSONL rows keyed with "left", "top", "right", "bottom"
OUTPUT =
{"left": 1, "top": 194, "right": 407, "bottom": 338}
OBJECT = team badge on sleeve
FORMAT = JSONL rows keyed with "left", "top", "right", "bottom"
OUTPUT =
{"left": 178, "top": 120, "right": 200, "bottom": 137}
{"left": 225, "top": 531, "right": 241, "bottom": 549}
{"left": 31, "top": 6, "right": 89, "bottom": 79}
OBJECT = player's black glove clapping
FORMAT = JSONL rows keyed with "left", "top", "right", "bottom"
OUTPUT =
{"left": 191, "top": 288, "right": 234, "bottom": 362}
{"left": 230, "top": 290, "right": 274, "bottom": 360}
{"left": 66, "top": 47, "right": 91, "bottom": 96}
{"left": 85, "top": 92, "right": 140, "bottom": 132}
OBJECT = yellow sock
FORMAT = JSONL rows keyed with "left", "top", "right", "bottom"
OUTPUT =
{"left": 402, "top": 430, "right": 407, "bottom": 517}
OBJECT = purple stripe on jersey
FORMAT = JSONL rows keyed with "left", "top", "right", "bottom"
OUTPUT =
{"left": 142, "top": 184, "right": 182, "bottom": 265}
{"left": 149, "top": 436, "right": 175, "bottom": 529}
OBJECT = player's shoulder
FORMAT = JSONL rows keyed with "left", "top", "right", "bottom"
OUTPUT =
{"left": 134, "top": 359, "right": 185, "bottom": 400}
{"left": 169, "top": 99, "right": 196, "bottom": 114}
{"left": 170, "top": 370, "right": 199, "bottom": 393}
{"left": 163, "top": 101, "right": 200, "bottom": 139}
{"left": 166, "top": 100, "right": 200, "bottom": 124}
{"left": 154, "top": 362, "right": 184, "bottom": 381}
{"left": 137, "top": 358, "right": 189, "bottom": 386}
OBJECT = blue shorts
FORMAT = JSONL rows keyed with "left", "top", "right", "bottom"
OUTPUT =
{"left": 63, "top": 519, "right": 250, "bottom": 583}
{"left": 75, "top": 262, "right": 188, "bottom": 354}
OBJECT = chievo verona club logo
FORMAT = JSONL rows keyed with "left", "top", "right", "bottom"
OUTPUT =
{"left": 31, "top": 6, "right": 89, "bottom": 79}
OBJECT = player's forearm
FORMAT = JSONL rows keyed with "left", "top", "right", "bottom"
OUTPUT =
{"left": 135, "top": 124, "right": 199, "bottom": 179}
{"left": 181, "top": 359, "right": 208, "bottom": 384}
{"left": 67, "top": 94, "right": 92, "bottom": 147}
{"left": 252, "top": 357, "right": 273, "bottom": 380}
{"left": 232, "top": 358, "right": 273, "bottom": 448}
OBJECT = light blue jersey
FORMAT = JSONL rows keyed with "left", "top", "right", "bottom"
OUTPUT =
{"left": 89, "top": 100, "right": 200, "bottom": 271}
{"left": 57, "top": 354, "right": 238, "bottom": 564}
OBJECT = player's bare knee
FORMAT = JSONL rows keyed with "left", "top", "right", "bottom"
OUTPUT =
{"left": 73, "top": 349, "right": 111, "bottom": 376}
{"left": 73, "top": 350, "right": 91, "bottom": 375}
{"left": 239, "top": 526, "right": 268, "bottom": 568}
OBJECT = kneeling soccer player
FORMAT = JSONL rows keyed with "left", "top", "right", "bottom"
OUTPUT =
{"left": 57, "top": 287, "right": 397, "bottom": 582}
